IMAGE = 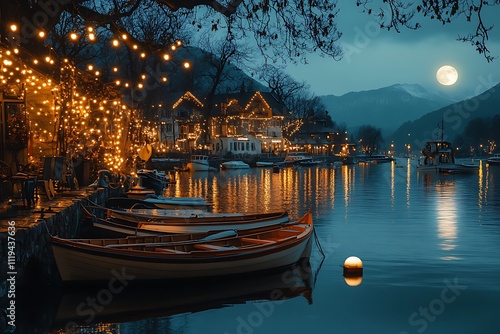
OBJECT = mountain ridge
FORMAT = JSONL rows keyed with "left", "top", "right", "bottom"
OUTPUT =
{"left": 389, "top": 82, "right": 500, "bottom": 153}
{"left": 320, "top": 83, "right": 456, "bottom": 135}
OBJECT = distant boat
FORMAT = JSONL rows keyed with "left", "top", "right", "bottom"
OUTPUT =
{"left": 417, "top": 119, "right": 479, "bottom": 174}
{"left": 256, "top": 161, "right": 274, "bottom": 167}
{"left": 187, "top": 155, "right": 210, "bottom": 171}
{"left": 50, "top": 211, "right": 313, "bottom": 281}
{"left": 418, "top": 140, "right": 478, "bottom": 174}
{"left": 284, "top": 152, "right": 314, "bottom": 165}
{"left": 299, "top": 160, "right": 322, "bottom": 166}
{"left": 356, "top": 154, "right": 394, "bottom": 164}
{"left": 486, "top": 154, "right": 500, "bottom": 165}
{"left": 221, "top": 161, "right": 250, "bottom": 169}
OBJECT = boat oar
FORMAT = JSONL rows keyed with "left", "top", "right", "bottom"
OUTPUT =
{"left": 104, "top": 229, "right": 238, "bottom": 248}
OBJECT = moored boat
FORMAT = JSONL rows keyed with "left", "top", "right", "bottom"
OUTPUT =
{"left": 107, "top": 195, "right": 212, "bottom": 210}
{"left": 417, "top": 140, "right": 478, "bottom": 174}
{"left": 255, "top": 161, "right": 274, "bottom": 167}
{"left": 356, "top": 153, "right": 394, "bottom": 164}
{"left": 125, "top": 186, "right": 156, "bottom": 199}
{"left": 136, "top": 169, "right": 170, "bottom": 194}
{"left": 50, "top": 210, "right": 313, "bottom": 281}
{"left": 186, "top": 155, "right": 210, "bottom": 171}
{"left": 486, "top": 153, "right": 500, "bottom": 165}
{"left": 220, "top": 161, "right": 250, "bottom": 169}
{"left": 95, "top": 210, "right": 290, "bottom": 235}
{"left": 283, "top": 152, "right": 313, "bottom": 165}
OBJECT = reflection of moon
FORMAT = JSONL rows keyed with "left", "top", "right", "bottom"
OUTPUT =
{"left": 436, "top": 65, "right": 458, "bottom": 86}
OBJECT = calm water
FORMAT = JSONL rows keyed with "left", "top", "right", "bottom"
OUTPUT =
{"left": 23, "top": 159, "right": 500, "bottom": 333}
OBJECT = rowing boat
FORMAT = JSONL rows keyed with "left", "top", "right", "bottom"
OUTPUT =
{"left": 95, "top": 209, "right": 290, "bottom": 235}
{"left": 107, "top": 195, "right": 212, "bottom": 210}
{"left": 50, "top": 211, "right": 313, "bottom": 281}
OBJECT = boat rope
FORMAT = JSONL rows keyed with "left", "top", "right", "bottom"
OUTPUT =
{"left": 313, "top": 227, "right": 325, "bottom": 258}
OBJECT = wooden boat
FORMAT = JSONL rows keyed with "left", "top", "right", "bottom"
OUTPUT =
{"left": 125, "top": 186, "right": 156, "bottom": 199}
{"left": 110, "top": 207, "right": 245, "bottom": 221}
{"left": 50, "top": 211, "right": 313, "bottom": 281}
{"left": 107, "top": 195, "right": 212, "bottom": 210}
{"left": 94, "top": 210, "right": 290, "bottom": 235}
{"left": 136, "top": 169, "right": 170, "bottom": 194}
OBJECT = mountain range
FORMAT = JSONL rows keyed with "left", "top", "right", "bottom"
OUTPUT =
{"left": 389, "top": 82, "right": 500, "bottom": 153}
{"left": 320, "top": 84, "right": 457, "bottom": 136}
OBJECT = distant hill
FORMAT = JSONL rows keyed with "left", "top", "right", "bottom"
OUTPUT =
{"left": 320, "top": 84, "right": 456, "bottom": 136}
{"left": 389, "top": 82, "right": 500, "bottom": 153}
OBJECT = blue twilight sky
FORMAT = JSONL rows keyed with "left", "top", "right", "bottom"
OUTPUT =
{"left": 284, "top": 2, "right": 500, "bottom": 98}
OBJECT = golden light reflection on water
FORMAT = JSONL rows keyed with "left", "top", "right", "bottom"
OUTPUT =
{"left": 165, "top": 166, "right": 348, "bottom": 218}
{"left": 434, "top": 181, "right": 459, "bottom": 259}
{"left": 477, "top": 161, "right": 488, "bottom": 208}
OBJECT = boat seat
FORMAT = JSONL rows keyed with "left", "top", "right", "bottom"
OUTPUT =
{"left": 241, "top": 237, "right": 276, "bottom": 245}
{"left": 266, "top": 236, "right": 297, "bottom": 243}
{"left": 154, "top": 247, "right": 188, "bottom": 254}
{"left": 194, "top": 244, "right": 235, "bottom": 251}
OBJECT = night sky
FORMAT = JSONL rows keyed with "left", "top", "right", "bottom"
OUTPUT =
{"left": 285, "top": 3, "right": 500, "bottom": 98}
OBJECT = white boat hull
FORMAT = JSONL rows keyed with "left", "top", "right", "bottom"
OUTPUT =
{"left": 221, "top": 161, "right": 250, "bottom": 169}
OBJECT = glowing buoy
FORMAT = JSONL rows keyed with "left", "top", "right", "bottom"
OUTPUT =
{"left": 343, "top": 256, "right": 363, "bottom": 276}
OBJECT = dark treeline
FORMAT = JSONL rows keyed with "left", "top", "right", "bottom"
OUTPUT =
{"left": 454, "top": 115, "right": 500, "bottom": 157}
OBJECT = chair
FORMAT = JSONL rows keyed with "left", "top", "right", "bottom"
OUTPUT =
{"left": 37, "top": 156, "right": 63, "bottom": 200}
{"left": 0, "top": 160, "right": 11, "bottom": 202}
{"left": 0, "top": 159, "right": 37, "bottom": 206}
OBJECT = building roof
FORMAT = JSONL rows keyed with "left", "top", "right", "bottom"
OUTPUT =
{"left": 210, "top": 91, "right": 289, "bottom": 118}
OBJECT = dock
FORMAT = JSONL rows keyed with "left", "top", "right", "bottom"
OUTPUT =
{"left": 0, "top": 187, "right": 122, "bottom": 290}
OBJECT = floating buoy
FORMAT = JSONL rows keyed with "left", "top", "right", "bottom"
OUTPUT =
{"left": 343, "top": 256, "right": 363, "bottom": 276}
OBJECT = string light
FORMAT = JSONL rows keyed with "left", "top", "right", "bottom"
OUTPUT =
{"left": 1, "top": 36, "right": 190, "bottom": 171}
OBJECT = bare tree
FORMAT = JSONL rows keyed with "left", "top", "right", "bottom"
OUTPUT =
{"left": 4, "top": 0, "right": 498, "bottom": 65}
{"left": 357, "top": 125, "right": 384, "bottom": 154}
{"left": 190, "top": 33, "right": 253, "bottom": 143}
{"left": 356, "top": 0, "right": 499, "bottom": 61}
{"left": 259, "top": 65, "right": 307, "bottom": 105}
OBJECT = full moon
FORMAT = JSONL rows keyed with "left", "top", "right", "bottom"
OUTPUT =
{"left": 436, "top": 65, "right": 458, "bottom": 86}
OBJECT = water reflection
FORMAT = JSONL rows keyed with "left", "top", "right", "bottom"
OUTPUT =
{"left": 434, "top": 181, "right": 459, "bottom": 258}
{"left": 166, "top": 166, "right": 350, "bottom": 218}
{"left": 21, "top": 257, "right": 315, "bottom": 334}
